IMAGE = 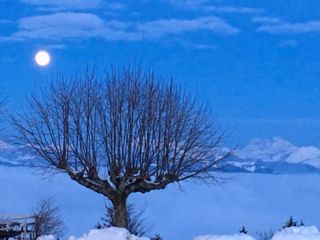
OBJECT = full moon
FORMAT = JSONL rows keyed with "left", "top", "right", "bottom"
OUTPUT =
{"left": 35, "top": 50, "right": 51, "bottom": 66}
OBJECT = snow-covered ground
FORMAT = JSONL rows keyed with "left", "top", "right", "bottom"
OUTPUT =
{"left": 193, "top": 233, "right": 255, "bottom": 240}
{"left": 38, "top": 228, "right": 150, "bottom": 240}
{"left": 1, "top": 166, "right": 320, "bottom": 240}
{"left": 272, "top": 226, "right": 320, "bottom": 240}
{"left": 38, "top": 226, "right": 320, "bottom": 240}
{"left": 193, "top": 226, "right": 320, "bottom": 240}
{"left": 68, "top": 228, "right": 150, "bottom": 240}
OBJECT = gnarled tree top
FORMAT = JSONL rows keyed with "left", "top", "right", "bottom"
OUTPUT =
{"left": 12, "top": 65, "right": 228, "bottom": 200}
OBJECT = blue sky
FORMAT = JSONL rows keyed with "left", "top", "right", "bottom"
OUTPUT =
{"left": 1, "top": 0, "right": 320, "bottom": 146}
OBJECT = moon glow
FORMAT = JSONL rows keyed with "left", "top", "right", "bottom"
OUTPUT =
{"left": 35, "top": 51, "right": 51, "bottom": 66}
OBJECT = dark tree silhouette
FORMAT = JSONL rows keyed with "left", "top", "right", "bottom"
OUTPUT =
{"left": 33, "top": 198, "right": 65, "bottom": 238}
{"left": 12, "top": 65, "right": 228, "bottom": 228}
{"left": 282, "top": 216, "right": 304, "bottom": 229}
{"left": 151, "top": 234, "right": 163, "bottom": 240}
{"left": 257, "top": 230, "right": 274, "bottom": 240}
{"left": 239, "top": 226, "right": 248, "bottom": 234}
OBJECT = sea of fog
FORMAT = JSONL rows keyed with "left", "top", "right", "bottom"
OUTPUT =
{"left": 1, "top": 166, "right": 320, "bottom": 240}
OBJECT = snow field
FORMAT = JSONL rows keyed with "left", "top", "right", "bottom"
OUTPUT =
{"left": 67, "top": 228, "right": 149, "bottom": 240}
{"left": 272, "top": 226, "right": 320, "bottom": 240}
{"left": 194, "top": 226, "right": 320, "bottom": 240}
{"left": 193, "top": 233, "right": 255, "bottom": 240}
{"left": 38, "top": 226, "right": 320, "bottom": 240}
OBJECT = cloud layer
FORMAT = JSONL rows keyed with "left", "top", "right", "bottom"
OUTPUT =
{"left": 6, "top": 0, "right": 320, "bottom": 47}
{"left": 21, "top": 0, "right": 101, "bottom": 9}
{"left": 169, "top": 0, "right": 263, "bottom": 14}
{"left": 258, "top": 20, "right": 320, "bottom": 34}
{"left": 10, "top": 12, "right": 238, "bottom": 41}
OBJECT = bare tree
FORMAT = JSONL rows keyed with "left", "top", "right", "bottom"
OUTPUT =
{"left": 33, "top": 198, "right": 65, "bottom": 238}
{"left": 257, "top": 230, "right": 274, "bottom": 240}
{"left": 12, "top": 65, "right": 228, "bottom": 229}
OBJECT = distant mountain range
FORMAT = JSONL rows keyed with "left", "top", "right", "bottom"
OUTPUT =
{"left": 2, "top": 137, "right": 320, "bottom": 174}
{"left": 221, "top": 137, "right": 320, "bottom": 174}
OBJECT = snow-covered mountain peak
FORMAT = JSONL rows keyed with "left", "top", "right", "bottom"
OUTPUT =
{"left": 220, "top": 137, "right": 320, "bottom": 173}
{"left": 237, "top": 137, "right": 296, "bottom": 163}
{"left": 286, "top": 146, "right": 320, "bottom": 168}
{"left": 1, "top": 137, "right": 320, "bottom": 174}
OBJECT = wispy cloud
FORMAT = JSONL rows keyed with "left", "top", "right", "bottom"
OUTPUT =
{"left": 192, "top": 43, "right": 216, "bottom": 49}
{"left": 7, "top": 12, "right": 238, "bottom": 42}
{"left": 257, "top": 20, "right": 320, "bottom": 34}
{"left": 21, "top": 0, "right": 101, "bottom": 9}
{"left": 13, "top": 12, "right": 107, "bottom": 40}
{"left": 252, "top": 16, "right": 281, "bottom": 24}
{"left": 278, "top": 40, "right": 297, "bottom": 47}
{"left": 19, "top": 12, "right": 104, "bottom": 31}
{"left": 170, "top": 0, "right": 208, "bottom": 8}
{"left": 136, "top": 17, "right": 239, "bottom": 37}
{"left": 170, "top": 0, "right": 262, "bottom": 15}
{"left": 205, "top": 6, "right": 263, "bottom": 14}
{"left": 108, "top": 3, "right": 126, "bottom": 10}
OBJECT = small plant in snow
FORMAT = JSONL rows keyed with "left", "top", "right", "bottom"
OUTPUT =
{"left": 95, "top": 203, "right": 149, "bottom": 237}
{"left": 257, "top": 230, "right": 274, "bottom": 240}
{"left": 282, "top": 216, "right": 304, "bottom": 229}
{"left": 239, "top": 226, "right": 248, "bottom": 234}
{"left": 151, "top": 234, "right": 163, "bottom": 240}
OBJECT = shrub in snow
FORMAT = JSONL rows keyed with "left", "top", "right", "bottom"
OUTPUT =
{"left": 281, "top": 216, "right": 304, "bottom": 229}
{"left": 257, "top": 230, "right": 274, "bottom": 240}
{"left": 68, "top": 227, "right": 149, "bottom": 240}
{"left": 272, "top": 226, "right": 320, "bottom": 240}
{"left": 239, "top": 226, "right": 248, "bottom": 234}
{"left": 95, "top": 203, "right": 148, "bottom": 237}
{"left": 193, "top": 233, "right": 255, "bottom": 240}
{"left": 150, "top": 234, "right": 163, "bottom": 240}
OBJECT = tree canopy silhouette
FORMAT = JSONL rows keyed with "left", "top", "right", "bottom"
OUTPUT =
{"left": 12, "top": 65, "right": 228, "bottom": 228}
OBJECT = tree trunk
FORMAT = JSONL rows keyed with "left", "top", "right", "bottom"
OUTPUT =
{"left": 112, "top": 195, "right": 128, "bottom": 228}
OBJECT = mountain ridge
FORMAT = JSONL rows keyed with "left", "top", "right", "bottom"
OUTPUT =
{"left": 2, "top": 138, "right": 320, "bottom": 174}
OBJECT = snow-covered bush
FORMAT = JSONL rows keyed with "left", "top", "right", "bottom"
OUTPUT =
{"left": 271, "top": 226, "right": 320, "bottom": 240}
{"left": 193, "top": 233, "right": 255, "bottom": 240}
{"left": 96, "top": 203, "right": 148, "bottom": 237}
{"left": 68, "top": 227, "right": 149, "bottom": 240}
